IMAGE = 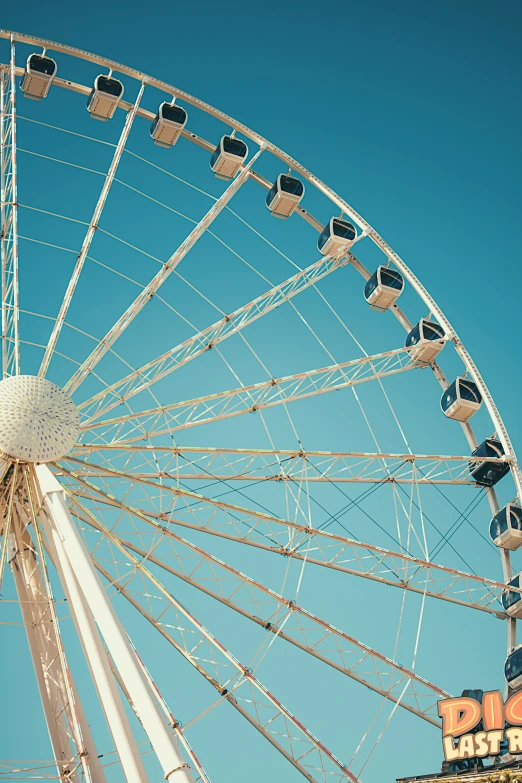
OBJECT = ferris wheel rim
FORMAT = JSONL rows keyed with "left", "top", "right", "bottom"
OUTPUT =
{"left": 1, "top": 28, "right": 520, "bottom": 780}
{"left": 0, "top": 27, "right": 518, "bottom": 487}
{"left": 1, "top": 29, "right": 518, "bottom": 626}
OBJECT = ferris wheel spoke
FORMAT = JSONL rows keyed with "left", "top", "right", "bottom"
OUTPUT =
{"left": 77, "top": 251, "right": 361, "bottom": 423}
{"left": 66, "top": 494, "right": 359, "bottom": 783}
{"left": 65, "top": 146, "right": 265, "bottom": 397}
{"left": 78, "top": 346, "right": 419, "bottom": 441}
{"left": 72, "top": 494, "right": 449, "bottom": 725}
{"left": 38, "top": 82, "right": 145, "bottom": 379}
{"left": 68, "top": 444, "right": 506, "bottom": 485}
{"left": 57, "top": 461, "right": 510, "bottom": 615}
{"left": 0, "top": 42, "right": 20, "bottom": 377}
{"left": 14, "top": 466, "right": 105, "bottom": 782}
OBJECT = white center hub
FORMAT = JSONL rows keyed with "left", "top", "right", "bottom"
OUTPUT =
{"left": 0, "top": 375, "right": 80, "bottom": 462}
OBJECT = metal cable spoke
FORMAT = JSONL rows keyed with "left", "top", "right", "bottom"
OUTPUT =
{"left": 38, "top": 81, "right": 145, "bottom": 378}
{"left": 66, "top": 492, "right": 360, "bottom": 783}
{"left": 65, "top": 145, "right": 265, "bottom": 396}
{"left": 76, "top": 250, "right": 363, "bottom": 422}
{"left": 73, "top": 496, "right": 450, "bottom": 725}
{"left": 57, "top": 462, "right": 510, "bottom": 614}
{"left": 78, "top": 347, "right": 420, "bottom": 442}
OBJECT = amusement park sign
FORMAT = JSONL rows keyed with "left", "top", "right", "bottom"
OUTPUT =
{"left": 439, "top": 691, "right": 522, "bottom": 760}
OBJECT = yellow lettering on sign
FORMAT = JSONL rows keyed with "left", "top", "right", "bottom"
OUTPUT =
{"left": 473, "top": 731, "right": 490, "bottom": 758}
{"left": 506, "top": 727, "right": 522, "bottom": 753}
{"left": 458, "top": 734, "right": 475, "bottom": 759}
{"left": 442, "top": 735, "right": 459, "bottom": 761}
{"left": 486, "top": 730, "right": 503, "bottom": 755}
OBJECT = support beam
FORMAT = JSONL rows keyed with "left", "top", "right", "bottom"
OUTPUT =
{"left": 35, "top": 464, "right": 194, "bottom": 783}
{"left": 11, "top": 474, "right": 101, "bottom": 783}
{"left": 65, "top": 145, "right": 265, "bottom": 396}
{"left": 37, "top": 492, "right": 148, "bottom": 783}
{"left": 68, "top": 445, "right": 508, "bottom": 486}
{"left": 0, "top": 39, "right": 20, "bottom": 377}
{"left": 77, "top": 250, "right": 360, "bottom": 423}
{"left": 79, "top": 346, "right": 419, "bottom": 440}
{"left": 65, "top": 491, "right": 359, "bottom": 783}
{"left": 38, "top": 82, "right": 145, "bottom": 378}
{"left": 57, "top": 461, "right": 510, "bottom": 615}
{"left": 73, "top": 497, "right": 449, "bottom": 726}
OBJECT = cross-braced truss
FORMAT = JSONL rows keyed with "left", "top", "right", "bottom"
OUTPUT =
{"left": 1, "top": 28, "right": 521, "bottom": 783}
{"left": 0, "top": 43, "right": 19, "bottom": 377}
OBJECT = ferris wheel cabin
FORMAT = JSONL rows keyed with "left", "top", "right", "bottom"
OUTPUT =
{"left": 405, "top": 319, "right": 445, "bottom": 365}
{"left": 440, "top": 377, "right": 482, "bottom": 422}
{"left": 20, "top": 53, "right": 57, "bottom": 100}
{"left": 490, "top": 504, "right": 522, "bottom": 550}
{"left": 505, "top": 646, "right": 522, "bottom": 691}
{"left": 502, "top": 573, "right": 522, "bottom": 619}
{"left": 265, "top": 175, "right": 305, "bottom": 219}
{"left": 150, "top": 101, "right": 187, "bottom": 148}
{"left": 87, "top": 75, "right": 124, "bottom": 121}
{"left": 364, "top": 266, "right": 404, "bottom": 311}
{"left": 317, "top": 218, "right": 356, "bottom": 256}
{"left": 210, "top": 135, "right": 248, "bottom": 180}
{"left": 469, "top": 437, "right": 510, "bottom": 486}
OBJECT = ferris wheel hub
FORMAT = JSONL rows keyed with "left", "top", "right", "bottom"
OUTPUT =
{"left": 0, "top": 375, "right": 80, "bottom": 463}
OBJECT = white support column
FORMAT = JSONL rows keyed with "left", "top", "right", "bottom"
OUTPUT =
{"left": 36, "top": 465, "right": 194, "bottom": 783}
{"left": 39, "top": 503, "right": 149, "bottom": 783}
{"left": 0, "top": 40, "right": 20, "bottom": 377}
{"left": 9, "top": 508, "right": 104, "bottom": 782}
{"left": 8, "top": 526, "right": 73, "bottom": 781}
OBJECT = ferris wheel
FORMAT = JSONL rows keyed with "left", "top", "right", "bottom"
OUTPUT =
{"left": 0, "top": 28, "right": 521, "bottom": 783}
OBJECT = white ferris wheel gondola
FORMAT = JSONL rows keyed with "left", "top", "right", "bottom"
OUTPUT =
{"left": 490, "top": 504, "right": 522, "bottom": 550}
{"left": 440, "top": 376, "right": 483, "bottom": 422}
{"left": 20, "top": 51, "right": 57, "bottom": 100}
{"left": 503, "top": 573, "right": 522, "bottom": 619}
{"left": 87, "top": 73, "right": 124, "bottom": 121}
{"left": 505, "top": 644, "right": 522, "bottom": 691}
{"left": 265, "top": 174, "right": 305, "bottom": 218}
{"left": 209, "top": 134, "right": 248, "bottom": 180}
{"left": 364, "top": 265, "right": 404, "bottom": 311}
{"left": 317, "top": 217, "right": 356, "bottom": 256}
{"left": 150, "top": 100, "right": 188, "bottom": 148}
{"left": 405, "top": 318, "right": 445, "bottom": 365}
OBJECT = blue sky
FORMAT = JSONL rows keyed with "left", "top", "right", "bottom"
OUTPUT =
{"left": 0, "top": 1, "right": 521, "bottom": 782}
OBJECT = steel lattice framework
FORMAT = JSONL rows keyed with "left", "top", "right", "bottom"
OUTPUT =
{"left": 0, "top": 40, "right": 19, "bottom": 377}
{"left": 0, "top": 27, "right": 520, "bottom": 783}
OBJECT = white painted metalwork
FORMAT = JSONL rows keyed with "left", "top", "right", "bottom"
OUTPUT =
{"left": 58, "top": 460, "right": 513, "bottom": 616}
{"left": 79, "top": 347, "right": 420, "bottom": 443}
{"left": 14, "top": 467, "right": 97, "bottom": 783}
{"left": 0, "top": 27, "right": 520, "bottom": 782}
{"left": 0, "top": 40, "right": 19, "bottom": 377}
{"left": 38, "top": 80, "right": 145, "bottom": 378}
{"left": 77, "top": 251, "right": 377, "bottom": 423}
{"left": 66, "top": 490, "right": 360, "bottom": 783}
{"left": 36, "top": 464, "right": 194, "bottom": 783}
{"left": 71, "top": 492, "right": 450, "bottom": 726}
{"left": 69, "top": 445, "right": 508, "bottom": 484}
{"left": 65, "top": 144, "right": 265, "bottom": 396}
{"left": 37, "top": 489, "right": 149, "bottom": 783}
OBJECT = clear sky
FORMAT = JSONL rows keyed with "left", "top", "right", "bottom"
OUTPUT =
{"left": 0, "top": 1, "right": 521, "bottom": 782}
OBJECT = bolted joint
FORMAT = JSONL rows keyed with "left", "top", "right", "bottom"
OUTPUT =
{"left": 165, "top": 763, "right": 192, "bottom": 781}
